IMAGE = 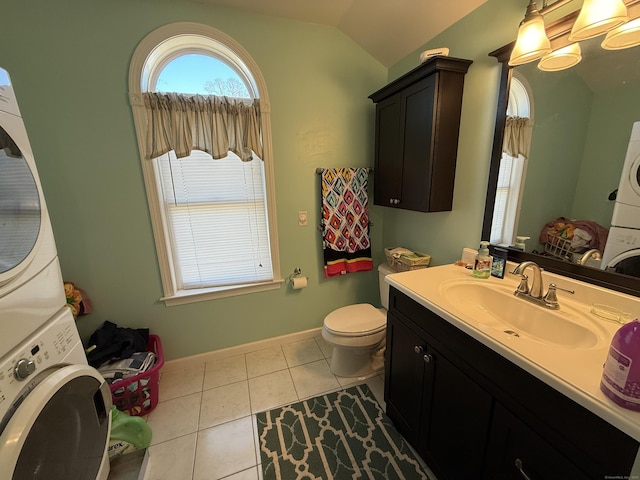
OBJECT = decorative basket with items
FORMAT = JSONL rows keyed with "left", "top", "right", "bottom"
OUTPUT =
{"left": 385, "top": 247, "right": 431, "bottom": 272}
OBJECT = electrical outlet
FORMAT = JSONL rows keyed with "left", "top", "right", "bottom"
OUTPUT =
{"left": 298, "top": 210, "right": 308, "bottom": 226}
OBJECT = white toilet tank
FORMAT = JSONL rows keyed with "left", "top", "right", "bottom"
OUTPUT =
{"left": 378, "top": 263, "right": 395, "bottom": 310}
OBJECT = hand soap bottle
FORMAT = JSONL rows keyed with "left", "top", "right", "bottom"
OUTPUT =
{"left": 472, "top": 241, "right": 492, "bottom": 279}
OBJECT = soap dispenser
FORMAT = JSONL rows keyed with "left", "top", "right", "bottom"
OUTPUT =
{"left": 472, "top": 241, "right": 492, "bottom": 279}
{"left": 514, "top": 236, "right": 530, "bottom": 250}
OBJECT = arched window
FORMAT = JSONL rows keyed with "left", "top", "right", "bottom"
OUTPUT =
{"left": 129, "top": 23, "right": 281, "bottom": 305}
{"left": 490, "top": 73, "right": 533, "bottom": 246}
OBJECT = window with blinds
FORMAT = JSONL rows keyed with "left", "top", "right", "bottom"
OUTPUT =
{"left": 156, "top": 149, "right": 272, "bottom": 289}
{"left": 490, "top": 75, "right": 531, "bottom": 246}
{"left": 128, "top": 24, "right": 281, "bottom": 305}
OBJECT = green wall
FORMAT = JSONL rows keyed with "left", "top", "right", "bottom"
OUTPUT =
{"left": 515, "top": 64, "right": 593, "bottom": 248}
{"left": 383, "top": 0, "right": 526, "bottom": 262}
{"left": 2, "top": 0, "right": 544, "bottom": 360}
{"left": 1, "top": 0, "right": 386, "bottom": 360}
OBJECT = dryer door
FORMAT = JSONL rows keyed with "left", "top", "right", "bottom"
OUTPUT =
{"left": 0, "top": 123, "right": 42, "bottom": 284}
{"left": 605, "top": 249, "right": 640, "bottom": 278}
{"left": 0, "top": 364, "right": 111, "bottom": 480}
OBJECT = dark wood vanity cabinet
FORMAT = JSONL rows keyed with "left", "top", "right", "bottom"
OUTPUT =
{"left": 385, "top": 312, "right": 492, "bottom": 479}
{"left": 369, "top": 56, "right": 471, "bottom": 212}
{"left": 384, "top": 287, "right": 639, "bottom": 480}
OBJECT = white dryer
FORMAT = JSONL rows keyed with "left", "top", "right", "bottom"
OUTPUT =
{"left": 0, "top": 68, "right": 66, "bottom": 357}
{"left": 612, "top": 121, "right": 640, "bottom": 216}
{"left": 0, "top": 307, "right": 112, "bottom": 479}
{"left": 602, "top": 121, "right": 640, "bottom": 277}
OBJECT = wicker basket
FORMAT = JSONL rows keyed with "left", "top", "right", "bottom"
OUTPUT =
{"left": 385, "top": 248, "right": 431, "bottom": 272}
{"left": 109, "top": 334, "right": 164, "bottom": 417}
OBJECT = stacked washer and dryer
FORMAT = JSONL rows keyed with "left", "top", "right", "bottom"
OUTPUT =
{"left": 601, "top": 121, "right": 640, "bottom": 277}
{"left": 0, "top": 67, "right": 111, "bottom": 479}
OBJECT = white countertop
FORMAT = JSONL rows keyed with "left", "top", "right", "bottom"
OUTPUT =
{"left": 385, "top": 263, "right": 640, "bottom": 442}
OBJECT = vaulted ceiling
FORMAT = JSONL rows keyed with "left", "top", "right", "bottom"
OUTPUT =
{"left": 188, "top": 0, "right": 488, "bottom": 67}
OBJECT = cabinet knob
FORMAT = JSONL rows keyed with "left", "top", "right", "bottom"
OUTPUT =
{"left": 423, "top": 354, "right": 433, "bottom": 364}
{"left": 389, "top": 198, "right": 400, "bottom": 205}
{"left": 515, "top": 459, "right": 532, "bottom": 480}
{"left": 413, "top": 345, "right": 424, "bottom": 354}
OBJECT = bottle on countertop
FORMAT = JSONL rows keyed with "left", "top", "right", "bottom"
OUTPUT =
{"left": 472, "top": 241, "right": 492, "bottom": 279}
{"left": 600, "top": 319, "right": 640, "bottom": 411}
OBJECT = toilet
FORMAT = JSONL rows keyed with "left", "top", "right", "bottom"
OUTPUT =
{"left": 322, "top": 264, "right": 395, "bottom": 377}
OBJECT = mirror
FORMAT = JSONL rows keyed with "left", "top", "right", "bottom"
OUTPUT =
{"left": 483, "top": 9, "right": 640, "bottom": 297}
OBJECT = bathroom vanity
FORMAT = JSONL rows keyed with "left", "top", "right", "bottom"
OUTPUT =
{"left": 384, "top": 264, "right": 640, "bottom": 480}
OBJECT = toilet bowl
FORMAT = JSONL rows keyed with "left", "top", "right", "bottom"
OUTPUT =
{"left": 321, "top": 264, "right": 394, "bottom": 377}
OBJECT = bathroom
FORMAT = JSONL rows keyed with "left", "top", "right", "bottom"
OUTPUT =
{"left": 2, "top": 0, "right": 640, "bottom": 478}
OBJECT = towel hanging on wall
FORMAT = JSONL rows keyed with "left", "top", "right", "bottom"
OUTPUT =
{"left": 320, "top": 168, "right": 373, "bottom": 278}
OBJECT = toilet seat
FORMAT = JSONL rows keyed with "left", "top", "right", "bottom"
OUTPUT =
{"left": 323, "top": 304, "right": 386, "bottom": 337}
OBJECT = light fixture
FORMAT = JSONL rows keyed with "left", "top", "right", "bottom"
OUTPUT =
{"left": 509, "top": 0, "right": 552, "bottom": 66}
{"left": 569, "top": 0, "right": 628, "bottom": 41}
{"left": 538, "top": 43, "right": 582, "bottom": 71}
{"left": 602, "top": 16, "right": 640, "bottom": 50}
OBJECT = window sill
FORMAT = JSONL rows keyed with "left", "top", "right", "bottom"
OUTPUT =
{"left": 160, "top": 279, "right": 284, "bottom": 306}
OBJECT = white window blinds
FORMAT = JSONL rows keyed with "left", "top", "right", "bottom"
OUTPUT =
{"left": 156, "top": 149, "right": 273, "bottom": 289}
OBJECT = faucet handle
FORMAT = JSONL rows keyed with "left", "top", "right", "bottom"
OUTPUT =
{"left": 515, "top": 274, "right": 529, "bottom": 294}
{"left": 543, "top": 283, "right": 575, "bottom": 307}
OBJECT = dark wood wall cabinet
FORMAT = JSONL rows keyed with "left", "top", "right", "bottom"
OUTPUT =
{"left": 385, "top": 286, "right": 639, "bottom": 480}
{"left": 369, "top": 56, "right": 472, "bottom": 212}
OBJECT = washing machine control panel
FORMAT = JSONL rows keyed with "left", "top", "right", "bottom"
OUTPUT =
{"left": 0, "top": 308, "right": 85, "bottom": 419}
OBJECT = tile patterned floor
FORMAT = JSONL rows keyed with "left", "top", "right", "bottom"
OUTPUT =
{"left": 141, "top": 333, "right": 386, "bottom": 480}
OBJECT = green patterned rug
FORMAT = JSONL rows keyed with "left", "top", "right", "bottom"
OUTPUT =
{"left": 256, "top": 384, "right": 430, "bottom": 480}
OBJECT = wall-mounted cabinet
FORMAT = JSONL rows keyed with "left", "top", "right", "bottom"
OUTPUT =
{"left": 369, "top": 56, "right": 472, "bottom": 212}
{"left": 385, "top": 286, "right": 639, "bottom": 480}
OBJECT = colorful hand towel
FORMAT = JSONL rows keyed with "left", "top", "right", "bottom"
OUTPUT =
{"left": 321, "top": 168, "right": 373, "bottom": 278}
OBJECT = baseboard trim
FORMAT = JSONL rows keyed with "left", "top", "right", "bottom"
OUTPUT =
{"left": 164, "top": 327, "right": 323, "bottom": 368}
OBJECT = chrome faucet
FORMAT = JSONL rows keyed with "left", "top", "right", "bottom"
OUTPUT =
{"left": 577, "top": 249, "right": 601, "bottom": 265}
{"left": 511, "top": 261, "right": 544, "bottom": 298}
{"left": 511, "top": 261, "right": 574, "bottom": 309}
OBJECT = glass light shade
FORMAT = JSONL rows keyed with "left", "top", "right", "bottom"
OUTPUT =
{"left": 602, "top": 17, "right": 640, "bottom": 50}
{"left": 538, "top": 43, "right": 582, "bottom": 71}
{"left": 509, "top": 8, "right": 552, "bottom": 66}
{"left": 569, "top": 0, "right": 628, "bottom": 41}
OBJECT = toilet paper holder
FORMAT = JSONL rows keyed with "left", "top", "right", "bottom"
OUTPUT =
{"left": 288, "top": 267, "right": 308, "bottom": 289}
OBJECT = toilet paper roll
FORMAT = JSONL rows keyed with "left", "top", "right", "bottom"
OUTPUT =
{"left": 292, "top": 276, "right": 308, "bottom": 290}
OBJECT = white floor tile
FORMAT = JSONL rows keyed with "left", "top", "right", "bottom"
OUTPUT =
{"left": 222, "top": 466, "right": 260, "bottom": 480}
{"left": 199, "top": 381, "right": 251, "bottom": 429}
{"left": 281, "top": 338, "right": 324, "bottom": 367}
{"left": 245, "top": 346, "right": 288, "bottom": 378}
{"left": 193, "top": 416, "right": 257, "bottom": 480}
{"left": 289, "top": 359, "right": 341, "bottom": 399}
{"left": 158, "top": 362, "right": 205, "bottom": 402}
{"left": 248, "top": 370, "right": 298, "bottom": 413}
{"left": 142, "top": 433, "right": 197, "bottom": 480}
{"left": 204, "top": 354, "right": 247, "bottom": 390}
{"left": 314, "top": 335, "right": 333, "bottom": 358}
{"left": 144, "top": 336, "right": 398, "bottom": 480}
{"left": 147, "top": 392, "right": 201, "bottom": 445}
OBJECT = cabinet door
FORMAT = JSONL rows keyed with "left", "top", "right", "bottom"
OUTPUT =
{"left": 399, "top": 75, "right": 436, "bottom": 212}
{"left": 373, "top": 93, "right": 403, "bottom": 207}
{"left": 484, "top": 403, "right": 590, "bottom": 480}
{"left": 420, "top": 347, "right": 493, "bottom": 480}
{"left": 384, "top": 313, "right": 430, "bottom": 446}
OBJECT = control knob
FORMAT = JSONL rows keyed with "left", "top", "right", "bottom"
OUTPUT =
{"left": 14, "top": 358, "right": 36, "bottom": 380}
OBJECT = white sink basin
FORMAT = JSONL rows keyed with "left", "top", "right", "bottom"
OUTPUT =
{"left": 439, "top": 281, "right": 606, "bottom": 349}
